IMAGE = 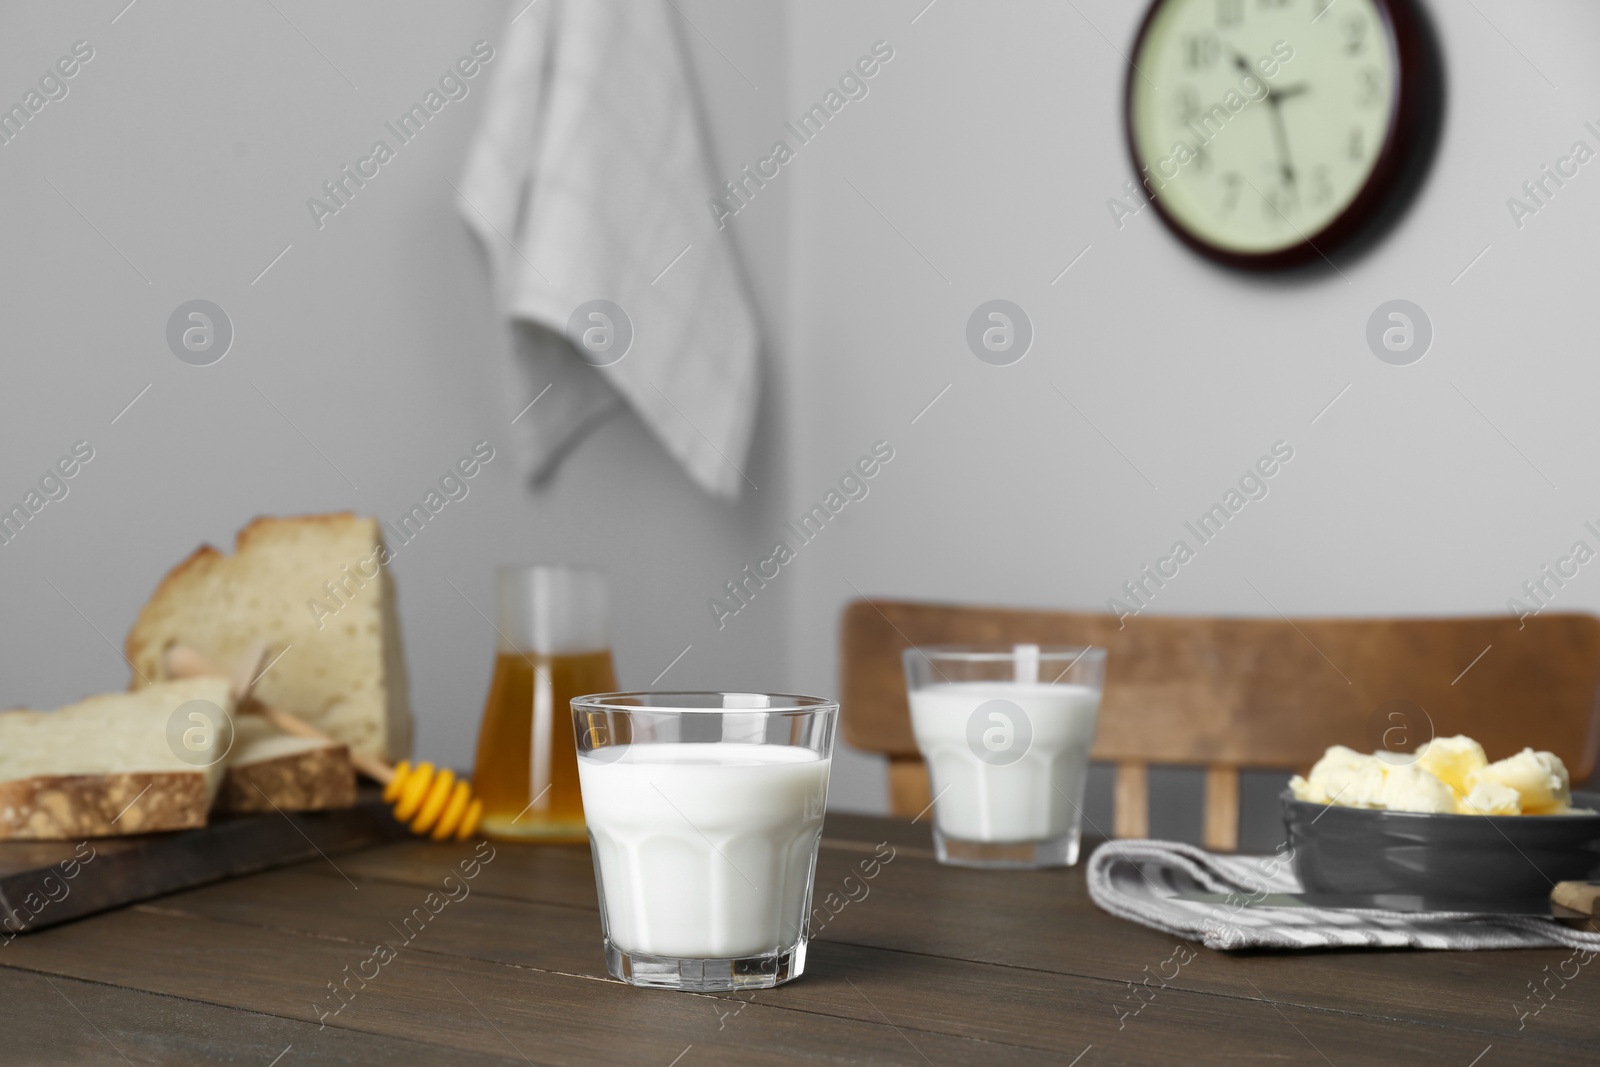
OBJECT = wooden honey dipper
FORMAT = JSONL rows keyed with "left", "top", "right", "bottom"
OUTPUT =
{"left": 164, "top": 643, "right": 482, "bottom": 840}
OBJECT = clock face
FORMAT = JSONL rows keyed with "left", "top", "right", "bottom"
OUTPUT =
{"left": 1127, "top": 0, "right": 1424, "bottom": 265}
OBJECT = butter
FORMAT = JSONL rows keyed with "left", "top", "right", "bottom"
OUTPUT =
{"left": 1293, "top": 736, "right": 1584, "bottom": 816}
{"left": 1469, "top": 748, "right": 1571, "bottom": 814}
{"left": 1300, "top": 745, "right": 1365, "bottom": 794}
{"left": 1460, "top": 779, "right": 1522, "bottom": 816}
{"left": 1378, "top": 764, "right": 1458, "bottom": 814}
{"left": 1327, "top": 760, "right": 1388, "bottom": 808}
{"left": 1296, "top": 746, "right": 1386, "bottom": 806}
{"left": 1414, "top": 735, "right": 1488, "bottom": 797}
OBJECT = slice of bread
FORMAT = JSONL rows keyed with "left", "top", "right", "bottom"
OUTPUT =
{"left": 0, "top": 678, "right": 234, "bottom": 840}
{"left": 125, "top": 514, "right": 413, "bottom": 763}
{"left": 218, "top": 716, "right": 356, "bottom": 813}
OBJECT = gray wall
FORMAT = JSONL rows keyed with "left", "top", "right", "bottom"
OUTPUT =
{"left": 5, "top": 0, "right": 1596, "bottom": 841}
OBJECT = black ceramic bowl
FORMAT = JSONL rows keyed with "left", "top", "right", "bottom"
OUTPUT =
{"left": 1283, "top": 790, "right": 1600, "bottom": 910}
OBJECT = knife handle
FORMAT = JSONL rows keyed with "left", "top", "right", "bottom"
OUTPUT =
{"left": 1551, "top": 881, "right": 1600, "bottom": 929}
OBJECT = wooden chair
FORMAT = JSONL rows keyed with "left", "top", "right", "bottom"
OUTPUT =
{"left": 839, "top": 600, "right": 1600, "bottom": 850}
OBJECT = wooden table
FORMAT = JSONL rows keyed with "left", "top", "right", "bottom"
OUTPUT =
{"left": 1, "top": 814, "right": 1594, "bottom": 1065}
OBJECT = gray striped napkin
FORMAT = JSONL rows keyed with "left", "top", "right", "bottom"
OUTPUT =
{"left": 1086, "top": 838, "right": 1600, "bottom": 952}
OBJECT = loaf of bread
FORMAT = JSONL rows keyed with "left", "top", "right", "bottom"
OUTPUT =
{"left": 0, "top": 678, "right": 234, "bottom": 840}
{"left": 217, "top": 716, "right": 357, "bottom": 813}
{"left": 125, "top": 514, "right": 413, "bottom": 762}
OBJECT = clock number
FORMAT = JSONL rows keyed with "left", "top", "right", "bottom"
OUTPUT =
{"left": 1216, "top": 0, "right": 1243, "bottom": 28}
{"left": 1357, "top": 67, "right": 1382, "bottom": 107}
{"left": 1174, "top": 85, "right": 1201, "bottom": 125}
{"left": 1347, "top": 127, "right": 1364, "bottom": 162}
{"left": 1219, "top": 172, "right": 1242, "bottom": 214}
{"left": 1311, "top": 165, "right": 1333, "bottom": 206}
{"left": 1184, "top": 33, "right": 1220, "bottom": 70}
{"left": 1263, "top": 185, "right": 1297, "bottom": 221}
{"left": 1344, "top": 16, "right": 1367, "bottom": 54}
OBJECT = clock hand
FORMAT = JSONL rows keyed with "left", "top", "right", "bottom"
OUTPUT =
{"left": 1265, "top": 96, "right": 1296, "bottom": 184}
{"left": 1230, "top": 53, "right": 1308, "bottom": 98}
{"left": 1265, "top": 87, "right": 1312, "bottom": 184}
{"left": 1233, "top": 52, "right": 1296, "bottom": 184}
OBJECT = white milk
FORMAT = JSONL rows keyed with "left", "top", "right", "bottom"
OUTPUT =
{"left": 909, "top": 682, "right": 1100, "bottom": 842}
{"left": 578, "top": 742, "right": 830, "bottom": 959}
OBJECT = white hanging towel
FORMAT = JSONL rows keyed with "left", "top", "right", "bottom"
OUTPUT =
{"left": 456, "top": 0, "right": 760, "bottom": 498}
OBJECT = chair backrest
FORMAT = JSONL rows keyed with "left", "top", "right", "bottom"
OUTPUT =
{"left": 840, "top": 599, "right": 1600, "bottom": 849}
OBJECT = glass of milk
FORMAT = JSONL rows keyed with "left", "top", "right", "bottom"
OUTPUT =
{"left": 904, "top": 644, "right": 1105, "bottom": 869}
{"left": 571, "top": 692, "right": 836, "bottom": 991}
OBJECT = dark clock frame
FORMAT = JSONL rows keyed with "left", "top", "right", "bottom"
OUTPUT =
{"left": 1123, "top": 0, "right": 1445, "bottom": 273}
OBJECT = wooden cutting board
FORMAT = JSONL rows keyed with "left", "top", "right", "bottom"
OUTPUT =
{"left": 0, "top": 789, "right": 404, "bottom": 936}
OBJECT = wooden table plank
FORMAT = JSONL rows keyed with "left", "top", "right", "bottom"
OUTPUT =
{"left": 13, "top": 871, "right": 1593, "bottom": 1067}
{"left": 2, "top": 814, "right": 1595, "bottom": 1065}
{"left": 0, "top": 966, "right": 527, "bottom": 1067}
{"left": 127, "top": 863, "right": 1600, "bottom": 1063}
{"left": 134, "top": 865, "right": 1103, "bottom": 1053}
{"left": 307, "top": 828, "right": 1600, "bottom": 1049}
{"left": 131, "top": 870, "right": 1600, "bottom": 1067}
{"left": 0, "top": 906, "right": 1071, "bottom": 1066}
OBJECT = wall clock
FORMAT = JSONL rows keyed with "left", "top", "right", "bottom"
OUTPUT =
{"left": 1125, "top": 0, "right": 1443, "bottom": 271}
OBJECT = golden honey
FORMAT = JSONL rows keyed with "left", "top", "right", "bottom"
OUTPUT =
{"left": 471, "top": 649, "right": 616, "bottom": 842}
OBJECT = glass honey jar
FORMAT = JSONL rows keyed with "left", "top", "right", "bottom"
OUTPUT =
{"left": 471, "top": 565, "right": 616, "bottom": 842}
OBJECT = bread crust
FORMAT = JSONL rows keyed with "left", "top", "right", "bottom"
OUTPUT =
{"left": 0, "top": 773, "right": 209, "bottom": 840}
{"left": 123, "top": 512, "right": 411, "bottom": 762}
{"left": 123, "top": 543, "right": 221, "bottom": 687}
{"left": 219, "top": 744, "right": 357, "bottom": 813}
{"left": 123, "top": 512, "right": 363, "bottom": 679}
{"left": 234, "top": 511, "right": 359, "bottom": 547}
